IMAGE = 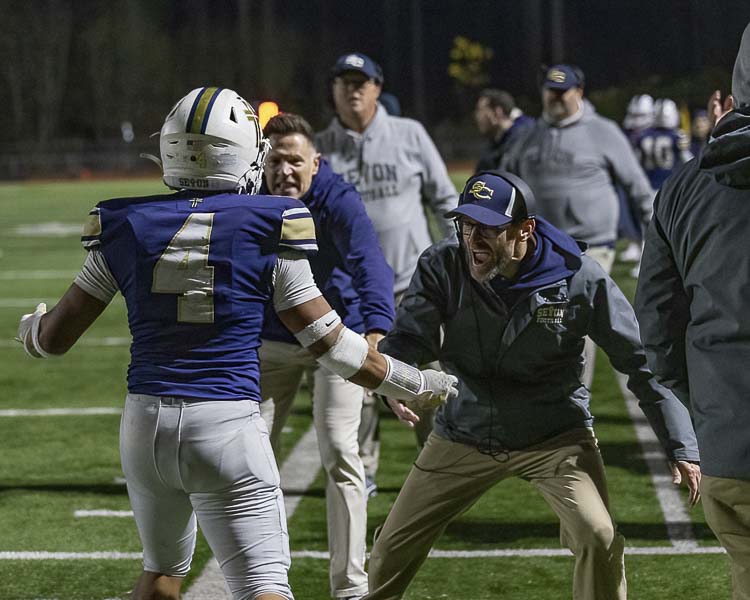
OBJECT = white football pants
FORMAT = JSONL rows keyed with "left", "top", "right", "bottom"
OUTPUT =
{"left": 120, "top": 394, "right": 293, "bottom": 600}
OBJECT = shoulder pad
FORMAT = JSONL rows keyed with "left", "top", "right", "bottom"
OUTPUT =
{"left": 279, "top": 207, "right": 317, "bottom": 253}
{"left": 81, "top": 207, "right": 101, "bottom": 250}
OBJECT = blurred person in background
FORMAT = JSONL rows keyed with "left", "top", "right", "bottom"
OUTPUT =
{"left": 633, "top": 98, "right": 693, "bottom": 192}
{"left": 619, "top": 94, "right": 655, "bottom": 263}
{"left": 503, "top": 64, "right": 654, "bottom": 389}
{"left": 690, "top": 108, "right": 712, "bottom": 157}
{"left": 628, "top": 98, "right": 693, "bottom": 277}
{"left": 259, "top": 112, "right": 395, "bottom": 600}
{"left": 15, "top": 87, "right": 458, "bottom": 600}
{"left": 636, "top": 22, "right": 750, "bottom": 598}
{"left": 473, "top": 88, "right": 533, "bottom": 172}
{"left": 316, "top": 52, "right": 458, "bottom": 497}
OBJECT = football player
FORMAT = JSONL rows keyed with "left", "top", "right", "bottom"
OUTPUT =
{"left": 16, "top": 87, "right": 457, "bottom": 600}
{"left": 633, "top": 98, "right": 693, "bottom": 191}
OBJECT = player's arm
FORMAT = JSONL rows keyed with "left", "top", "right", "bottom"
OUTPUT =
{"left": 17, "top": 249, "right": 115, "bottom": 357}
{"left": 272, "top": 252, "right": 457, "bottom": 412}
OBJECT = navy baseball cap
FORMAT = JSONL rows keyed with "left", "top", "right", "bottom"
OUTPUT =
{"left": 446, "top": 172, "right": 532, "bottom": 227}
{"left": 543, "top": 64, "right": 584, "bottom": 91}
{"left": 331, "top": 53, "right": 384, "bottom": 84}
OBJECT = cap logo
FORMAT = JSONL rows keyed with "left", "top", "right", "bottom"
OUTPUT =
{"left": 344, "top": 54, "right": 365, "bottom": 68}
{"left": 547, "top": 69, "right": 566, "bottom": 83}
{"left": 469, "top": 181, "right": 494, "bottom": 200}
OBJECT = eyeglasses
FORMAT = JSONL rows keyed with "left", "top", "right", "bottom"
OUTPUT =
{"left": 457, "top": 219, "right": 508, "bottom": 239}
{"left": 334, "top": 76, "right": 374, "bottom": 90}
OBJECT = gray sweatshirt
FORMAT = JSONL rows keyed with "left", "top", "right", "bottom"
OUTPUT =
{"left": 316, "top": 104, "right": 458, "bottom": 293}
{"left": 504, "top": 101, "right": 654, "bottom": 245}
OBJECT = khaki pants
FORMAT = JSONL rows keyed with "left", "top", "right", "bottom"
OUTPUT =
{"left": 582, "top": 245, "right": 615, "bottom": 389}
{"left": 701, "top": 475, "right": 750, "bottom": 599}
{"left": 367, "top": 430, "right": 626, "bottom": 600}
{"left": 259, "top": 340, "right": 368, "bottom": 599}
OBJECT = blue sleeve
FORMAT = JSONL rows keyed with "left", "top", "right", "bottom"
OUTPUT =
{"left": 326, "top": 185, "right": 395, "bottom": 333}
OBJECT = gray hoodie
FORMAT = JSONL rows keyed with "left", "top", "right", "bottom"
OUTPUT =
{"left": 504, "top": 101, "right": 654, "bottom": 245}
{"left": 316, "top": 104, "right": 458, "bottom": 293}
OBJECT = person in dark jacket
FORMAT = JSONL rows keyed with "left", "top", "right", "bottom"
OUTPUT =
{"left": 635, "top": 22, "right": 750, "bottom": 598}
{"left": 473, "top": 88, "right": 533, "bottom": 173}
{"left": 259, "top": 113, "right": 395, "bottom": 600}
{"left": 365, "top": 172, "right": 701, "bottom": 600}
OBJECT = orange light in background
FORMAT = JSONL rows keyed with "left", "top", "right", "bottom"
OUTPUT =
{"left": 258, "top": 101, "right": 280, "bottom": 128}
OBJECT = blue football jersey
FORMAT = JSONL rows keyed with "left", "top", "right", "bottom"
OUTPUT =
{"left": 633, "top": 127, "right": 692, "bottom": 190}
{"left": 81, "top": 191, "right": 317, "bottom": 400}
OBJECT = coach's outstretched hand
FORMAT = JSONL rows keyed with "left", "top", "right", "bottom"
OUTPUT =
{"left": 670, "top": 460, "right": 702, "bottom": 507}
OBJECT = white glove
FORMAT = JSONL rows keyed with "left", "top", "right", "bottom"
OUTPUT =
{"left": 374, "top": 355, "right": 458, "bottom": 410}
{"left": 16, "top": 303, "right": 50, "bottom": 358}
{"left": 411, "top": 369, "right": 459, "bottom": 410}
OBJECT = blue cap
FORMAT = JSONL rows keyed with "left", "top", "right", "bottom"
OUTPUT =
{"left": 331, "top": 53, "right": 384, "bottom": 84}
{"left": 446, "top": 173, "right": 530, "bottom": 227}
{"left": 543, "top": 64, "right": 584, "bottom": 91}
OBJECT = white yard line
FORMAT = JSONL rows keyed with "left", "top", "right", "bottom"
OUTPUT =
{"left": 0, "top": 270, "right": 76, "bottom": 280}
{"left": 0, "top": 337, "right": 129, "bottom": 348}
{"left": 615, "top": 372, "right": 698, "bottom": 550}
{"left": 0, "top": 407, "right": 121, "bottom": 417}
{"left": 0, "top": 552, "right": 141, "bottom": 560}
{"left": 183, "top": 424, "right": 323, "bottom": 600}
{"left": 74, "top": 510, "right": 133, "bottom": 518}
{"left": 0, "top": 546, "right": 724, "bottom": 562}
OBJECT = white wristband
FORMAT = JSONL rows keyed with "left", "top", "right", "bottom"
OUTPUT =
{"left": 294, "top": 310, "right": 341, "bottom": 348}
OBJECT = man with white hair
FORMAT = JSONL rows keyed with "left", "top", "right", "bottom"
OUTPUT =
{"left": 636, "top": 22, "right": 750, "bottom": 598}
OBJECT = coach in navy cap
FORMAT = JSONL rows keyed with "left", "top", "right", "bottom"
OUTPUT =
{"left": 331, "top": 52, "right": 384, "bottom": 84}
{"left": 367, "top": 169, "right": 700, "bottom": 599}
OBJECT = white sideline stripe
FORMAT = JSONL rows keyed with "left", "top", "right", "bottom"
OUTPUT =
{"left": 75, "top": 510, "right": 134, "bottom": 518}
{"left": 183, "top": 425, "right": 322, "bottom": 600}
{"left": 0, "top": 270, "right": 76, "bottom": 280}
{"left": 290, "top": 546, "right": 725, "bottom": 559}
{"left": 0, "top": 552, "right": 141, "bottom": 560}
{"left": 0, "top": 337, "right": 129, "bottom": 348}
{"left": 0, "top": 545, "right": 725, "bottom": 562}
{"left": 615, "top": 372, "right": 698, "bottom": 550}
{"left": 0, "top": 407, "right": 121, "bottom": 417}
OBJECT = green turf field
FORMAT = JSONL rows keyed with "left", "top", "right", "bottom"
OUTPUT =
{"left": 0, "top": 178, "right": 730, "bottom": 599}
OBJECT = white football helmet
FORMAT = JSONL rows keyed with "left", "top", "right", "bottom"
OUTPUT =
{"left": 653, "top": 98, "right": 680, "bottom": 130}
{"left": 160, "top": 87, "right": 270, "bottom": 193}
{"left": 623, "top": 94, "right": 654, "bottom": 130}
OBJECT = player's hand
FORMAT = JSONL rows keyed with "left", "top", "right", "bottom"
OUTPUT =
{"left": 670, "top": 460, "right": 701, "bottom": 507}
{"left": 16, "top": 303, "right": 48, "bottom": 358}
{"left": 413, "top": 370, "right": 458, "bottom": 410}
{"left": 386, "top": 397, "right": 420, "bottom": 428}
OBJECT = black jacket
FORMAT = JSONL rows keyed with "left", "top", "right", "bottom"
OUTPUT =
{"left": 635, "top": 108, "right": 750, "bottom": 479}
{"left": 381, "top": 236, "right": 698, "bottom": 458}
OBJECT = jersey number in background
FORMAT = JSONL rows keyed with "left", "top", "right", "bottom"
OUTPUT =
{"left": 152, "top": 213, "right": 215, "bottom": 323}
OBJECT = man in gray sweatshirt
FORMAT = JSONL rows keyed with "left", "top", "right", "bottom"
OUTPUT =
{"left": 316, "top": 53, "right": 458, "bottom": 495}
{"left": 503, "top": 64, "right": 654, "bottom": 389}
{"left": 504, "top": 64, "right": 654, "bottom": 274}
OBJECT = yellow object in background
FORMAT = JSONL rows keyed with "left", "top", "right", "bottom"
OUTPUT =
{"left": 258, "top": 101, "right": 280, "bottom": 128}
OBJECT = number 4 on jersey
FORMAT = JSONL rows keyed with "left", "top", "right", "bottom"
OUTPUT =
{"left": 152, "top": 213, "right": 215, "bottom": 323}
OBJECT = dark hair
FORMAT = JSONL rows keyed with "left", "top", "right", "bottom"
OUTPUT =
{"left": 263, "top": 113, "right": 315, "bottom": 145}
{"left": 477, "top": 89, "right": 516, "bottom": 114}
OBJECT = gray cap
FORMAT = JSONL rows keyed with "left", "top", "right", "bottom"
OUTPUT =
{"left": 732, "top": 22, "right": 750, "bottom": 108}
